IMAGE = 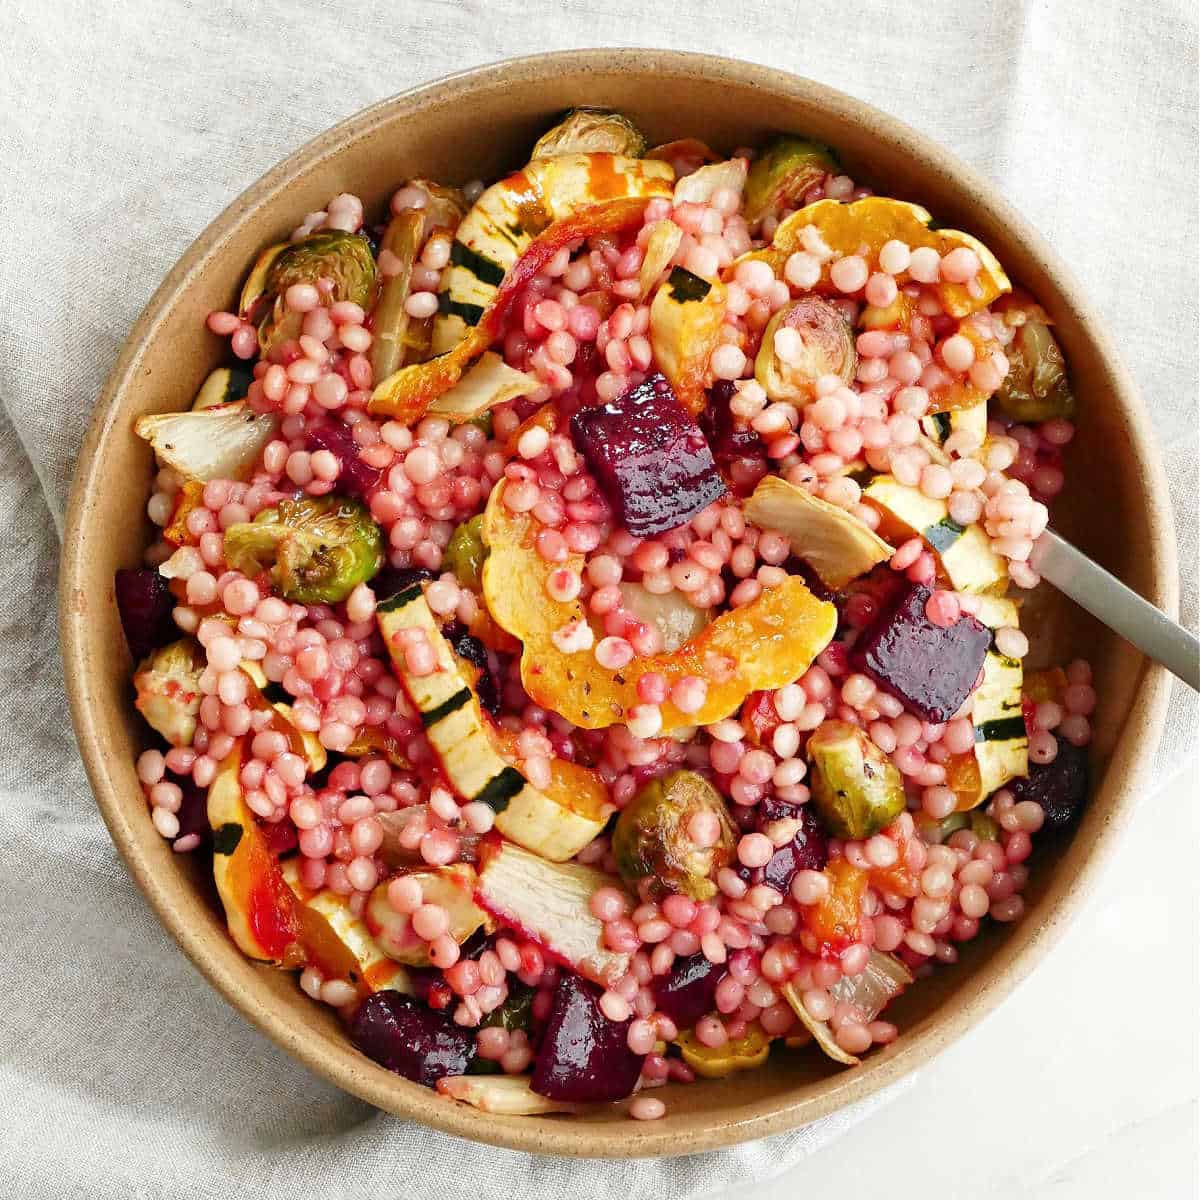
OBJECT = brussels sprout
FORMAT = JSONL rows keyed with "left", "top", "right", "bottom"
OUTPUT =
{"left": 755, "top": 296, "right": 856, "bottom": 406}
{"left": 531, "top": 107, "right": 647, "bottom": 159}
{"left": 481, "top": 981, "right": 535, "bottom": 1033}
{"left": 676, "top": 1022, "right": 770, "bottom": 1078}
{"left": 223, "top": 496, "right": 383, "bottom": 604}
{"left": 743, "top": 135, "right": 839, "bottom": 225}
{"left": 995, "top": 305, "right": 1075, "bottom": 423}
{"left": 611, "top": 770, "right": 736, "bottom": 900}
{"left": 916, "top": 810, "right": 968, "bottom": 845}
{"left": 444, "top": 514, "right": 487, "bottom": 591}
{"left": 807, "top": 720, "right": 905, "bottom": 840}
{"left": 133, "top": 638, "right": 204, "bottom": 747}
{"left": 256, "top": 230, "right": 377, "bottom": 354}
{"left": 969, "top": 810, "right": 1001, "bottom": 841}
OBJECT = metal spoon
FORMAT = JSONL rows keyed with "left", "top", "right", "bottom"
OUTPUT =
{"left": 1033, "top": 529, "right": 1198, "bottom": 692}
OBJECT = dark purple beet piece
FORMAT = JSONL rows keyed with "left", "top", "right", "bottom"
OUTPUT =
{"left": 700, "top": 381, "right": 766, "bottom": 467}
{"left": 115, "top": 568, "right": 177, "bottom": 662}
{"left": 651, "top": 954, "right": 727, "bottom": 1029}
{"left": 531, "top": 973, "right": 643, "bottom": 1102}
{"left": 305, "top": 421, "right": 383, "bottom": 500}
{"left": 735, "top": 802, "right": 828, "bottom": 888}
{"left": 172, "top": 776, "right": 211, "bottom": 851}
{"left": 349, "top": 990, "right": 476, "bottom": 1086}
{"left": 1007, "top": 737, "right": 1090, "bottom": 830}
{"left": 850, "top": 582, "right": 990, "bottom": 722}
{"left": 570, "top": 373, "right": 726, "bottom": 536}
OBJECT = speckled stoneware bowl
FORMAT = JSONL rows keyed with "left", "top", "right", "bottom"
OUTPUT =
{"left": 59, "top": 49, "right": 1177, "bottom": 1157}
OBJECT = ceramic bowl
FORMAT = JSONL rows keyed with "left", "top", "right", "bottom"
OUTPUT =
{"left": 58, "top": 49, "right": 1177, "bottom": 1158}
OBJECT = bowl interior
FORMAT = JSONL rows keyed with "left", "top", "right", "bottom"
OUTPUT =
{"left": 59, "top": 50, "right": 1175, "bottom": 1157}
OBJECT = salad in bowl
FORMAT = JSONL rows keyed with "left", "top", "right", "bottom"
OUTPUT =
{"left": 116, "top": 106, "right": 1094, "bottom": 1122}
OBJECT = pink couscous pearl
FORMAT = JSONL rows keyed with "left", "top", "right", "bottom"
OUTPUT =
{"left": 629, "top": 1096, "right": 666, "bottom": 1121}
{"left": 830, "top": 255, "right": 869, "bottom": 293}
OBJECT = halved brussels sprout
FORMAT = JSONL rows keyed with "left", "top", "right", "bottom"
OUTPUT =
{"left": 676, "top": 1022, "right": 771, "bottom": 1077}
{"left": 742, "top": 135, "right": 839, "bottom": 225}
{"left": 970, "top": 810, "right": 1001, "bottom": 841}
{"left": 133, "top": 638, "right": 204, "bottom": 747}
{"left": 807, "top": 719, "right": 905, "bottom": 839}
{"left": 995, "top": 299, "right": 1075, "bottom": 423}
{"left": 444, "top": 514, "right": 487, "bottom": 591}
{"left": 755, "top": 297, "right": 856, "bottom": 406}
{"left": 611, "top": 770, "right": 736, "bottom": 901}
{"left": 223, "top": 496, "right": 383, "bottom": 604}
{"left": 256, "top": 230, "right": 377, "bottom": 354}
{"left": 531, "top": 107, "right": 647, "bottom": 159}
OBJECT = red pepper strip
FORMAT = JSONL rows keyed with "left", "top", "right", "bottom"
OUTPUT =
{"left": 368, "top": 196, "right": 651, "bottom": 425}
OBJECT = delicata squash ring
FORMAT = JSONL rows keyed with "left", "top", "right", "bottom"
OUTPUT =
{"left": 482, "top": 482, "right": 837, "bottom": 731}
{"left": 742, "top": 195, "right": 1011, "bottom": 320}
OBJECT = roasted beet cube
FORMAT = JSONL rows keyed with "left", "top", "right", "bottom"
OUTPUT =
{"left": 305, "top": 420, "right": 383, "bottom": 500}
{"left": 700, "top": 381, "right": 766, "bottom": 468}
{"left": 851, "top": 582, "right": 990, "bottom": 722}
{"left": 349, "top": 990, "right": 476, "bottom": 1086}
{"left": 570, "top": 373, "right": 726, "bottom": 536}
{"left": 531, "top": 973, "right": 643, "bottom": 1102}
{"left": 115, "top": 568, "right": 177, "bottom": 662}
{"left": 1007, "top": 737, "right": 1090, "bottom": 830}
{"left": 651, "top": 954, "right": 726, "bottom": 1029}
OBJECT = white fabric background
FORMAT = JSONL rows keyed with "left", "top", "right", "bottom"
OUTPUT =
{"left": 0, "top": 2, "right": 1195, "bottom": 1197}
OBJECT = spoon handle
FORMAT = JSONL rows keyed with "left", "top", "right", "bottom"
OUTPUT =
{"left": 1033, "top": 529, "right": 1198, "bottom": 692}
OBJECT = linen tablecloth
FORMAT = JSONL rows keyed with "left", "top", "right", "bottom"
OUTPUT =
{"left": 0, "top": 2, "right": 1195, "bottom": 1197}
